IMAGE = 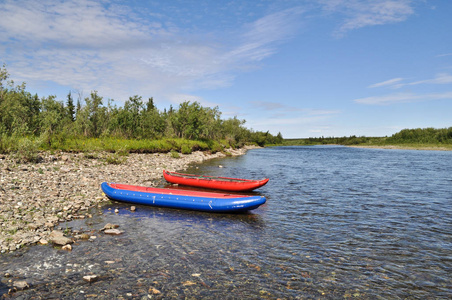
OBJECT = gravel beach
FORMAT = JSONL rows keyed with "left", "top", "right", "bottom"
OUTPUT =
{"left": 0, "top": 147, "right": 255, "bottom": 253}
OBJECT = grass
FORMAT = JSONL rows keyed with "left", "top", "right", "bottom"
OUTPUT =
{"left": 0, "top": 136, "right": 233, "bottom": 158}
{"left": 48, "top": 137, "right": 213, "bottom": 153}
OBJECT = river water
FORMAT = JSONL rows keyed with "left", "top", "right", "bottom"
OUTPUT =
{"left": 1, "top": 146, "right": 451, "bottom": 299}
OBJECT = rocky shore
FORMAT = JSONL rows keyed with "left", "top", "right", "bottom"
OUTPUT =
{"left": 0, "top": 146, "right": 256, "bottom": 253}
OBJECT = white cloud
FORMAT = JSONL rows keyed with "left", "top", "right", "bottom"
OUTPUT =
{"left": 354, "top": 91, "right": 452, "bottom": 105}
{"left": 0, "top": 0, "right": 303, "bottom": 104}
{"left": 226, "top": 7, "right": 305, "bottom": 62}
{"left": 367, "top": 73, "right": 452, "bottom": 90}
{"left": 407, "top": 73, "right": 452, "bottom": 86}
{"left": 319, "top": 0, "right": 415, "bottom": 37}
{"left": 368, "top": 78, "right": 404, "bottom": 88}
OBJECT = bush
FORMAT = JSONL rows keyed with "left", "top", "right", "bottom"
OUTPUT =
{"left": 181, "top": 144, "right": 192, "bottom": 154}
{"left": 12, "top": 137, "right": 43, "bottom": 163}
{"left": 105, "top": 153, "right": 126, "bottom": 164}
{"left": 170, "top": 150, "right": 180, "bottom": 158}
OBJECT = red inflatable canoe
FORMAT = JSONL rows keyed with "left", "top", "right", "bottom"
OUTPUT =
{"left": 163, "top": 170, "right": 269, "bottom": 192}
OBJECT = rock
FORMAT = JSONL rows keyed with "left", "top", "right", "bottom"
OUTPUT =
{"left": 38, "top": 239, "right": 48, "bottom": 245}
{"left": 50, "top": 236, "right": 73, "bottom": 246}
{"left": 77, "top": 233, "right": 90, "bottom": 240}
{"left": 101, "top": 223, "right": 119, "bottom": 231}
{"left": 27, "top": 223, "right": 38, "bottom": 230}
{"left": 130, "top": 206, "right": 136, "bottom": 212}
{"left": 13, "top": 280, "right": 29, "bottom": 290}
{"left": 114, "top": 208, "right": 119, "bottom": 213}
{"left": 149, "top": 287, "right": 161, "bottom": 294}
{"left": 49, "top": 230, "right": 64, "bottom": 238}
{"left": 62, "top": 244, "right": 72, "bottom": 251}
{"left": 83, "top": 275, "right": 99, "bottom": 283}
{"left": 104, "top": 229, "right": 123, "bottom": 235}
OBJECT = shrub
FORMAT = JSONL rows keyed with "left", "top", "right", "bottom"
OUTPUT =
{"left": 170, "top": 150, "right": 180, "bottom": 158}
{"left": 181, "top": 144, "right": 192, "bottom": 154}
{"left": 105, "top": 153, "right": 126, "bottom": 164}
{"left": 12, "top": 137, "right": 43, "bottom": 163}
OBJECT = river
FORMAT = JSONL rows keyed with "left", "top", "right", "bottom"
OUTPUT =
{"left": 1, "top": 146, "right": 451, "bottom": 299}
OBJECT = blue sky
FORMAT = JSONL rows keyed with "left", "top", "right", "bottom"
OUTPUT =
{"left": 1, "top": 0, "right": 451, "bottom": 138}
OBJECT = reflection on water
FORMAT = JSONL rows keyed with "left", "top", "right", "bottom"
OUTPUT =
{"left": 1, "top": 146, "right": 451, "bottom": 299}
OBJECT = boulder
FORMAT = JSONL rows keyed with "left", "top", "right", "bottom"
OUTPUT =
{"left": 50, "top": 236, "right": 73, "bottom": 246}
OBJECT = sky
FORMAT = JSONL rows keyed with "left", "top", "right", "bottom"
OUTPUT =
{"left": 0, "top": 0, "right": 451, "bottom": 138}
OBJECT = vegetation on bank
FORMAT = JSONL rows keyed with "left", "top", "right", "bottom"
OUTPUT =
{"left": 0, "top": 64, "right": 283, "bottom": 161}
{"left": 283, "top": 127, "right": 452, "bottom": 150}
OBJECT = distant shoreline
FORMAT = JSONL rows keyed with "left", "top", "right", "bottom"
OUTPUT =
{"left": 347, "top": 145, "right": 452, "bottom": 151}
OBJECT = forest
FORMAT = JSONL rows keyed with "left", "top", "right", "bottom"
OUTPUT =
{"left": 284, "top": 127, "right": 452, "bottom": 147}
{"left": 0, "top": 64, "right": 283, "bottom": 160}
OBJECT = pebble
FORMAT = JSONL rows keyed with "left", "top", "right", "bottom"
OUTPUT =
{"left": 13, "top": 280, "right": 30, "bottom": 290}
{"left": 62, "top": 244, "right": 72, "bottom": 251}
{"left": 101, "top": 223, "right": 119, "bottom": 230}
{"left": 82, "top": 275, "right": 99, "bottom": 283}
{"left": 0, "top": 147, "right": 257, "bottom": 252}
{"left": 103, "top": 229, "right": 123, "bottom": 235}
{"left": 149, "top": 287, "right": 161, "bottom": 294}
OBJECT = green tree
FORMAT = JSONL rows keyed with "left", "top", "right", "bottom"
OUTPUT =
{"left": 40, "top": 95, "right": 66, "bottom": 145}
{"left": 66, "top": 92, "right": 75, "bottom": 122}
{"left": 142, "top": 98, "right": 165, "bottom": 139}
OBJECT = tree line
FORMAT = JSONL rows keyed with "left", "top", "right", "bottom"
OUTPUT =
{"left": 0, "top": 64, "right": 283, "bottom": 153}
{"left": 386, "top": 127, "right": 452, "bottom": 144}
{"left": 284, "top": 127, "right": 452, "bottom": 146}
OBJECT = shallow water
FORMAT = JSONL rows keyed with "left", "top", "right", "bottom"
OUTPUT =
{"left": 1, "top": 146, "right": 451, "bottom": 299}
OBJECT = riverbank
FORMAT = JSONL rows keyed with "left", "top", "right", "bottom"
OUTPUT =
{"left": 347, "top": 144, "right": 452, "bottom": 151}
{"left": 0, "top": 146, "right": 257, "bottom": 253}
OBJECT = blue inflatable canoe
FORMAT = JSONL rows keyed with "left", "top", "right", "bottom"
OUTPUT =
{"left": 101, "top": 182, "right": 266, "bottom": 212}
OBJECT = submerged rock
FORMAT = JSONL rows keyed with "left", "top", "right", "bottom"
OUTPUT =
{"left": 103, "top": 229, "right": 123, "bottom": 235}
{"left": 13, "top": 280, "right": 30, "bottom": 290}
{"left": 101, "top": 223, "right": 119, "bottom": 231}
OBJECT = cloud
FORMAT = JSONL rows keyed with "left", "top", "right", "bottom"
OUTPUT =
{"left": 436, "top": 53, "right": 452, "bottom": 57}
{"left": 0, "top": 0, "right": 303, "bottom": 104}
{"left": 319, "top": 0, "right": 415, "bottom": 37}
{"left": 368, "top": 73, "right": 452, "bottom": 90}
{"left": 368, "top": 78, "right": 404, "bottom": 88}
{"left": 225, "top": 7, "right": 305, "bottom": 62}
{"left": 407, "top": 73, "right": 452, "bottom": 86}
{"left": 354, "top": 91, "right": 452, "bottom": 105}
